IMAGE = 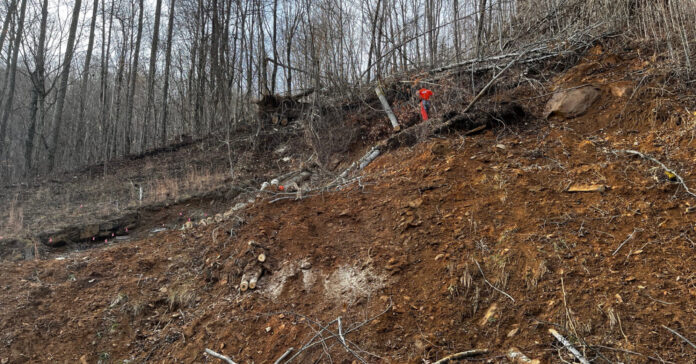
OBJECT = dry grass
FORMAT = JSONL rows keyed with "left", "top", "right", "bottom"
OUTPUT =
{"left": 6, "top": 196, "right": 23, "bottom": 233}
{"left": 146, "top": 167, "right": 229, "bottom": 204}
{"left": 167, "top": 284, "right": 196, "bottom": 310}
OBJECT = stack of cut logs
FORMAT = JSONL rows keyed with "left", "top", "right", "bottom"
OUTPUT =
{"left": 259, "top": 169, "right": 313, "bottom": 193}
{"left": 239, "top": 240, "right": 269, "bottom": 292}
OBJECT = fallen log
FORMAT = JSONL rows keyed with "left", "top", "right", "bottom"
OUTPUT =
{"left": 375, "top": 85, "right": 401, "bottom": 130}
{"left": 248, "top": 266, "right": 263, "bottom": 290}
{"left": 239, "top": 273, "right": 249, "bottom": 291}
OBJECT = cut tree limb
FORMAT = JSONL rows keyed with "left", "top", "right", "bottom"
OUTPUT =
{"left": 204, "top": 348, "right": 237, "bottom": 364}
{"left": 432, "top": 349, "right": 489, "bottom": 364}
{"left": 248, "top": 266, "right": 263, "bottom": 290}
{"left": 549, "top": 328, "right": 590, "bottom": 364}
{"left": 375, "top": 85, "right": 400, "bottom": 130}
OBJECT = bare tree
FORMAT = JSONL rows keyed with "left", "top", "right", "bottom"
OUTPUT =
{"left": 124, "top": 0, "right": 144, "bottom": 155}
{"left": 160, "top": 0, "right": 175, "bottom": 146}
{"left": 75, "top": 0, "right": 100, "bottom": 161}
{"left": 0, "top": 0, "right": 28, "bottom": 153}
{"left": 0, "top": 0, "right": 17, "bottom": 56}
{"left": 145, "top": 0, "right": 163, "bottom": 150}
{"left": 25, "top": 0, "right": 49, "bottom": 175}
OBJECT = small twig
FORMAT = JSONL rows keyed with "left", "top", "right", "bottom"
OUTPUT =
{"left": 663, "top": 325, "right": 696, "bottom": 350}
{"left": 474, "top": 259, "right": 515, "bottom": 302}
{"left": 592, "top": 344, "right": 674, "bottom": 363}
{"left": 614, "top": 149, "right": 696, "bottom": 198}
{"left": 204, "top": 348, "right": 237, "bottom": 364}
{"left": 338, "top": 316, "right": 346, "bottom": 345}
{"left": 613, "top": 228, "right": 641, "bottom": 256}
{"left": 273, "top": 347, "right": 294, "bottom": 364}
{"left": 433, "top": 349, "right": 489, "bottom": 364}
{"left": 549, "top": 328, "right": 590, "bottom": 364}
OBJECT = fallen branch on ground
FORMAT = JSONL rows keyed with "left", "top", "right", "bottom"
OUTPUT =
{"left": 274, "top": 347, "right": 294, "bottom": 364}
{"left": 474, "top": 259, "right": 515, "bottom": 302}
{"left": 612, "top": 228, "right": 642, "bottom": 256}
{"left": 204, "top": 348, "right": 237, "bottom": 364}
{"left": 433, "top": 349, "right": 489, "bottom": 363}
{"left": 663, "top": 325, "right": 696, "bottom": 350}
{"left": 549, "top": 328, "right": 590, "bottom": 364}
{"left": 281, "top": 303, "right": 392, "bottom": 363}
{"left": 613, "top": 149, "right": 696, "bottom": 199}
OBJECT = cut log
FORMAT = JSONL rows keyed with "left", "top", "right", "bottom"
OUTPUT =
{"left": 375, "top": 85, "right": 400, "bottom": 130}
{"left": 258, "top": 253, "right": 266, "bottom": 263}
{"left": 239, "top": 273, "right": 249, "bottom": 292}
{"left": 248, "top": 266, "right": 263, "bottom": 290}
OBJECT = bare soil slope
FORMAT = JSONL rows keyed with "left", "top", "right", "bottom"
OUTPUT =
{"left": 3, "top": 47, "right": 696, "bottom": 363}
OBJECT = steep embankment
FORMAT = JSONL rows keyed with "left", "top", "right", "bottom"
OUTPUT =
{"left": 3, "top": 46, "right": 696, "bottom": 363}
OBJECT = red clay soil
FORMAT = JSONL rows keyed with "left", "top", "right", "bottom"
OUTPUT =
{"left": 4, "top": 49, "right": 696, "bottom": 363}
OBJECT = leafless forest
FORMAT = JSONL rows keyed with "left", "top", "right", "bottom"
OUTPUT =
{"left": 0, "top": 0, "right": 692, "bottom": 183}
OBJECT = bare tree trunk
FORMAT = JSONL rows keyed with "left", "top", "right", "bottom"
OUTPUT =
{"left": 76, "top": 0, "right": 100, "bottom": 161}
{"left": 48, "top": 0, "right": 82, "bottom": 170}
{"left": 453, "top": 0, "right": 460, "bottom": 60}
{"left": 0, "top": 0, "right": 17, "bottom": 56}
{"left": 125, "top": 0, "right": 144, "bottom": 155}
{"left": 99, "top": 0, "right": 115, "bottom": 164}
{"left": 270, "top": 0, "right": 279, "bottom": 94}
{"left": 0, "top": 0, "right": 28, "bottom": 153}
{"left": 161, "top": 0, "right": 175, "bottom": 147}
{"left": 476, "top": 0, "right": 487, "bottom": 58}
{"left": 25, "top": 0, "right": 49, "bottom": 175}
{"left": 144, "top": 0, "right": 163, "bottom": 151}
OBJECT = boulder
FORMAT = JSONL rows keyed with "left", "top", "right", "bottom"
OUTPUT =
{"left": 544, "top": 86, "right": 600, "bottom": 119}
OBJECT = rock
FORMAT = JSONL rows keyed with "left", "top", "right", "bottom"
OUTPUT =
{"left": 545, "top": 85, "right": 600, "bottom": 119}
{"left": 79, "top": 224, "right": 100, "bottom": 240}
{"left": 300, "top": 261, "right": 312, "bottom": 270}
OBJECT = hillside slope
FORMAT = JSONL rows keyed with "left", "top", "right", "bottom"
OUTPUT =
{"left": 3, "top": 47, "right": 696, "bottom": 363}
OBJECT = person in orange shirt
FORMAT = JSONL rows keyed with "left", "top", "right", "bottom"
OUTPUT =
{"left": 418, "top": 88, "right": 433, "bottom": 121}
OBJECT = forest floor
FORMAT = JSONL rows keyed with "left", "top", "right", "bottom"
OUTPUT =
{"left": 4, "top": 45, "right": 696, "bottom": 363}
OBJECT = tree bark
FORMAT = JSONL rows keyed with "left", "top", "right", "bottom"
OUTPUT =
{"left": 75, "top": 0, "right": 100, "bottom": 161}
{"left": 0, "top": 0, "right": 28, "bottom": 153}
{"left": 161, "top": 0, "right": 176, "bottom": 146}
{"left": 144, "top": 0, "right": 163, "bottom": 151}
{"left": 0, "top": 0, "right": 17, "bottom": 56}
{"left": 125, "top": 0, "right": 144, "bottom": 155}
{"left": 25, "top": 0, "right": 49, "bottom": 175}
{"left": 48, "top": 0, "right": 82, "bottom": 170}
{"left": 476, "top": 0, "right": 487, "bottom": 58}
